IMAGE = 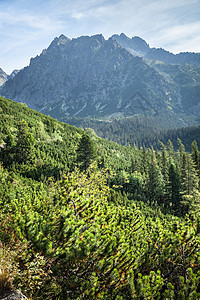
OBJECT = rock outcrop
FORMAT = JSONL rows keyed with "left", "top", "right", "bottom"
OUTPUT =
{"left": 0, "top": 290, "right": 27, "bottom": 300}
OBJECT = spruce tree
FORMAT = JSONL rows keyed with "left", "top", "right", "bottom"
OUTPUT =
{"left": 180, "top": 153, "right": 200, "bottom": 214}
{"left": 191, "top": 140, "right": 200, "bottom": 174}
{"left": 167, "top": 162, "right": 182, "bottom": 210}
{"left": 145, "top": 147, "right": 164, "bottom": 201}
{"left": 141, "top": 145, "right": 148, "bottom": 175}
{"left": 177, "top": 138, "right": 185, "bottom": 162}
{"left": 181, "top": 153, "right": 199, "bottom": 196}
{"left": 76, "top": 133, "right": 96, "bottom": 171}
{"left": 160, "top": 142, "right": 168, "bottom": 183}
{"left": 167, "top": 139, "right": 175, "bottom": 158}
{"left": 0, "top": 128, "right": 15, "bottom": 167}
{"left": 15, "top": 120, "right": 35, "bottom": 164}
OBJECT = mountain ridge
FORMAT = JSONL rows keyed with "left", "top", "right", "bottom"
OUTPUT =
{"left": 111, "top": 33, "right": 200, "bottom": 65}
{"left": 1, "top": 33, "right": 200, "bottom": 128}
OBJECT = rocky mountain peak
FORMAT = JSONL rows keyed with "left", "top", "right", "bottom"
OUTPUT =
{"left": 58, "top": 34, "right": 70, "bottom": 44}
{"left": 47, "top": 34, "right": 70, "bottom": 53}
{"left": 131, "top": 36, "right": 149, "bottom": 51}
{"left": 111, "top": 33, "right": 150, "bottom": 57}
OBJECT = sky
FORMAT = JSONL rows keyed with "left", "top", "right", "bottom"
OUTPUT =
{"left": 0, "top": 0, "right": 200, "bottom": 74}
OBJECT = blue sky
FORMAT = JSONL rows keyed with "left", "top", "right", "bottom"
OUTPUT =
{"left": 0, "top": 0, "right": 200, "bottom": 74}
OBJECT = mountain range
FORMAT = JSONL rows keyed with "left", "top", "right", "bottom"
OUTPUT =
{"left": 113, "top": 33, "right": 200, "bottom": 65}
{"left": 1, "top": 33, "right": 200, "bottom": 129}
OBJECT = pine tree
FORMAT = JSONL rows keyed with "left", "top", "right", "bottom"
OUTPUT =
{"left": 15, "top": 120, "right": 35, "bottom": 164}
{"left": 141, "top": 145, "right": 148, "bottom": 175}
{"left": 145, "top": 147, "right": 164, "bottom": 201}
{"left": 167, "top": 162, "right": 182, "bottom": 209}
{"left": 181, "top": 153, "right": 199, "bottom": 196}
{"left": 180, "top": 153, "right": 200, "bottom": 214}
{"left": 177, "top": 138, "right": 185, "bottom": 163}
{"left": 0, "top": 128, "right": 15, "bottom": 167}
{"left": 191, "top": 140, "right": 200, "bottom": 174}
{"left": 160, "top": 142, "right": 168, "bottom": 183}
{"left": 76, "top": 133, "right": 96, "bottom": 171}
{"left": 167, "top": 139, "right": 175, "bottom": 159}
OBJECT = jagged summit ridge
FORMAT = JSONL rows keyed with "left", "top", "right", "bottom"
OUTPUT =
{"left": 111, "top": 33, "right": 150, "bottom": 57}
{"left": 111, "top": 33, "right": 200, "bottom": 65}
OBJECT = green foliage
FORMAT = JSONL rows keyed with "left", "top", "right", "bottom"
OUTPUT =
{"left": 1, "top": 97, "right": 200, "bottom": 299}
{"left": 167, "top": 162, "right": 182, "bottom": 209}
{"left": 15, "top": 120, "right": 35, "bottom": 164}
{"left": 63, "top": 115, "right": 200, "bottom": 151}
{"left": 145, "top": 147, "right": 164, "bottom": 201}
{"left": 76, "top": 133, "right": 96, "bottom": 171}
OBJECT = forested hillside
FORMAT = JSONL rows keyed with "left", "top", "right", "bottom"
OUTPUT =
{"left": 0, "top": 97, "right": 200, "bottom": 299}
{"left": 63, "top": 115, "right": 200, "bottom": 151}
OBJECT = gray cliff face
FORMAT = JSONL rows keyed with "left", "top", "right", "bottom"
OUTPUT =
{"left": 1, "top": 34, "right": 200, "bottom": 123}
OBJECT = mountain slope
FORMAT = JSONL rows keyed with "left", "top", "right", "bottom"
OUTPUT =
{"left": 0, "top": 96, "right": 136, "bottom": 176}
{"left": 1, "top": 34, "right": 200, "bottom": 127}
{"left": 1, "top": 96, "right": 200, "bottom": 299}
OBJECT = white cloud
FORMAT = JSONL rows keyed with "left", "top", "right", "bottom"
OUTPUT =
{"left": 162, "top": 22, "right": 200, "bottom": 41}
{"left": 71, "top": 12, "right": 85, "bottom": 20}
{"left": 1, "top": 0, "right": 200, "bottom": 73}
{"left": 158, "top": 22, "right": 200, "bottom": 53}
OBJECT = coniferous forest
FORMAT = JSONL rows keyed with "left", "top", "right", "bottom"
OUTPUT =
{"left": 63, "top": 115, "right": 200, "bottom": 152}
{"left": 0, "top": 96, "right": 200, "bottom": 299}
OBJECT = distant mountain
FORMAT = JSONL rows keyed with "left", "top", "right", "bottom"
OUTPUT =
{"left": 0, "top": 68, "right": 8, "bottom": 86}
{"left": 111, "top": 33, "right": 200, "bottom": 66}
{"left": 111, "top": 33, "right": 150, "bottom": 57}
{"left": 1, "top": 34, "right": 200, "bottom": 128}
{"left": 0, "top": 68, "right": 19, "bottom": 88}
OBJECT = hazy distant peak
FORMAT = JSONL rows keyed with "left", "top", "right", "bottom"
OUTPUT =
{"left": 119, "top": 33, "right": 129, "bottom": 39}
{"left": 0, "top": 68, "right": 8, "bottom": 86}
{"left": 131, "top": 36, "right": 149, "bottom": 46}
{"left": 111, "top": 33, "right": 150, "bottom": 57}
